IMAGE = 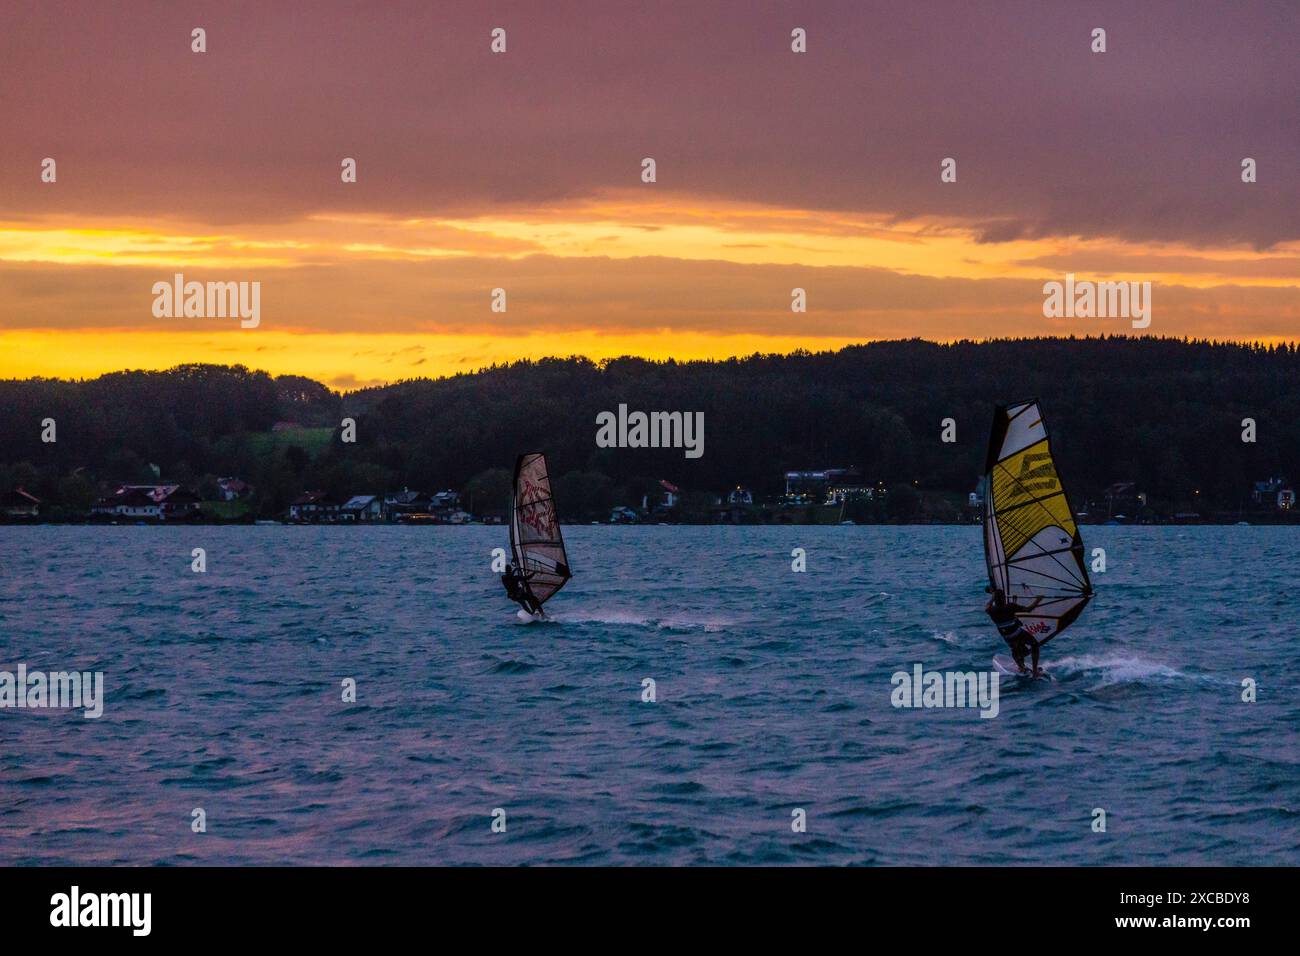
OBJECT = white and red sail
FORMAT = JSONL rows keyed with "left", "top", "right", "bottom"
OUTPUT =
{"left": 510, "top": 452, "right": 572, "bottom": 606}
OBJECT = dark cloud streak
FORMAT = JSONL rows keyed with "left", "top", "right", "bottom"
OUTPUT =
{"left": 0, "top": 0, "right": 1295, "bottom": 245}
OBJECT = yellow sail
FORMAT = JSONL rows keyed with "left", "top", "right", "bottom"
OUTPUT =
{"left": 982, "top": 401, "right": 1092, "bottom": 642}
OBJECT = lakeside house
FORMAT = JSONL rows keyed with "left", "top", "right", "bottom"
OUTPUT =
{"left": 1, "top": 487, "right": 41, "bottom": 518}
{"left": 93, "top": 487, "right": 159, "bottom": 518}
{"left": 658, "top": 480, "right": 680, "bottom": 509}
{"left": 288, "top": 490, "right": 338, "bottom": 522}
{"left": 727, "top": 486, "right": 753, "bottom": 505}
{"left": 159, "top": 487, "right": 201, "bottom": 518}
{"left": 784, "top": 467, "right": 869, "bottom": 504}
{"left": 284, "top": 487, "right": 472, "bottom": 524}
{"left": 339, "top": 495, "right": 382, "bottom": 522}
{"left": 428, "top": 490, "right": 460, "bottom": 511}
{"left": 90, "top": 484, "right": 200, "bottom": 520}
{"left": 216, "top": 477, "right": 253, "bottom": 501}
{"left": 1252, "top": 477, "right": 1295, "bottom": 510}
{"left": 388, "top": 488, "right": 471, "bottom": 524}
{"left": 382, "top": 488, "right": 428, "bottom": 520}
{"left": 609, "top": 505, "right": 640, "bottom": 524}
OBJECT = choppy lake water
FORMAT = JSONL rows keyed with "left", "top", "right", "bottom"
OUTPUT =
{"left": 1, "top": 525, "right": 1296, "bottom": 865}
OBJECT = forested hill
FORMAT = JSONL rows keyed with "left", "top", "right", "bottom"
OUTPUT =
{"left": 2, "top": 337, "right": 1298, "bottom": 518}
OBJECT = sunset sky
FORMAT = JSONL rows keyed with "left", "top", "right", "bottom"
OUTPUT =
{"left": 2, "top": 0, "right": 1296, "bottom": 389}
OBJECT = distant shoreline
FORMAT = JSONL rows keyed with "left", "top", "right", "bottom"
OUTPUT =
{"left": 6, "top": 343, "right": 1299, "bottom": 529}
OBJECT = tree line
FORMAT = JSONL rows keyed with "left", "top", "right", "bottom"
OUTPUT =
{"left": 1, "top": 337, "right": 1297, "bottom": 520}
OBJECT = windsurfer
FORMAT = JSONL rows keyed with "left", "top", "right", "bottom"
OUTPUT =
{"left": 986, "top": 588, "right": 1044, "bottom": 676}
{"left": 502, "top": 563, "right": 543, "bottom": 616}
